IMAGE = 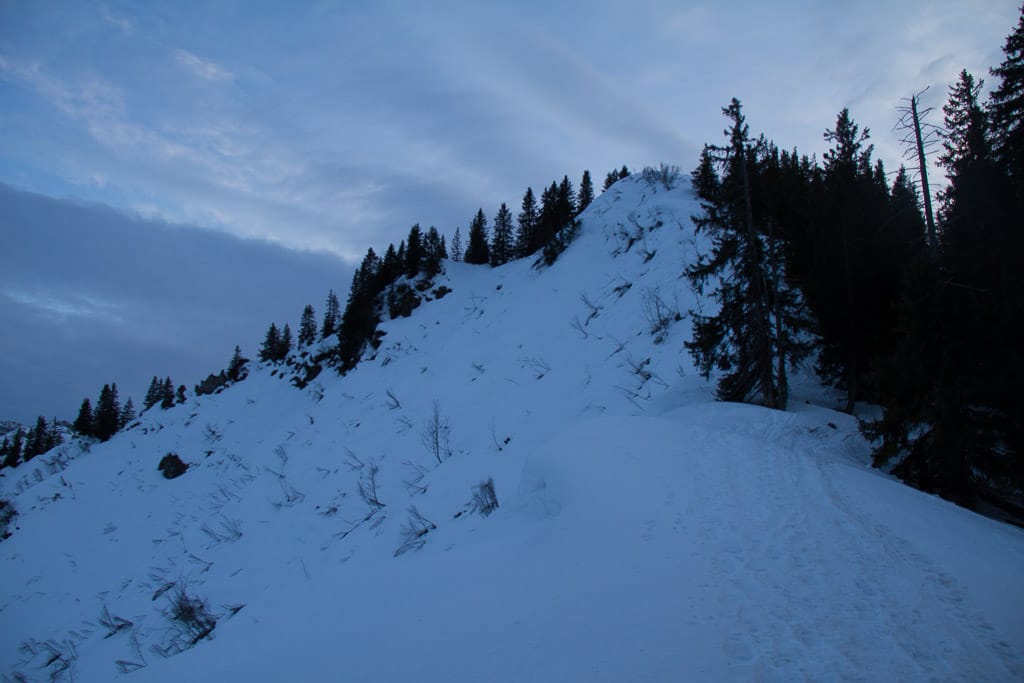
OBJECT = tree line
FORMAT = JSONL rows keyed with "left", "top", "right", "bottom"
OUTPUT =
{"left": 688, "top": 8, "right": 1023, "bottom": 513}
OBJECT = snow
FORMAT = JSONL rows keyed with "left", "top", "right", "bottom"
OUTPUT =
{"left": 2, "top": 174, "right": 1022, "bottom": 681}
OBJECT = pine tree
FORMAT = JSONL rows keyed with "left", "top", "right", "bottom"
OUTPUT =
{"left": 489, "top": 203, "right": 515, "bottom": 266}
{"left": 143, "top": 376, "right": 161, "bottom": 411}
{"left": 577, "top": 170, "right": 594, "bottom": 214}
{"left": 161, "top": 377, "right": 175, "bottom": 409}
{"left": 322, "top": 290, "right": 341, "bottom": 340}
{"left": 4, "top": 430, "right": 23, "bottom": 469}
{"left": 450, "top": 228, "right": 463, "bottom": 262}
{"left": 74, "top": 398, "right": 94, "bottom": 436}
{"left": 684, "top": 98, "right": 811, "bottom": 410}
{"left": 228, "top": 346, "right": 247, "bottom": 381}
{"left": 176, "top": 385, "right": 187, "bottom": 404}
{"left": 534, "top": 182, "right": 560, "bottom": 252}
{"left": 336, "top": 248, "right": 383, "bottom": 371}
{"left": 24, "top": 416, "right": 47, "bottom": 461}
{"left": 516, "top": 187, "right": 538, "bottom": 257}
{"left": 278, "top": 324, "right": 293, "bottom": 360}
{"left": 259, "top": 323, "right": 280, "bottom": 362}
{"left": 298, "top": 304, "right": 317, "bottom": 347}
{"left": 119, "top": 397, "right": 136, "bottom": 428}
{"left": 405, "top": 224, "right": 424, "bottom": 277}
{"left": 988, "top": 7, "right": 1024, "bottom": 197}
{"left": 464, "top": 209, "right": 490, "bottom": 265}
{"left": 93, "top": 383, "right": 121, "bottom": 441}
{"left": 556, "top": 175, "right": 576, "bottom": 230}
{"left": 423, "top": 226, "right": 445, "bottom": 277}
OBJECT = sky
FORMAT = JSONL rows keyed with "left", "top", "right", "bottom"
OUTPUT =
{"left": 0, "top": 0, "right": 1019, "bottom": 423}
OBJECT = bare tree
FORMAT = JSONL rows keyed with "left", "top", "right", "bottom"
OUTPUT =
{"left": 394, "top": 506, "right": 437, "bottom": 556}
{"left": 895, "top": 87, "right": 941, "bottom": 250}
{"left": 358, "top": 462, "right": 385, "bottom": 511}
{"left": 420, "top": 400, "right": 452, "bottom": 465}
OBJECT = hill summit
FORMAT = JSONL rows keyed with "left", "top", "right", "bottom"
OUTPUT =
{"left": 2, "top": 174, "right": 1022, "bottom": 681}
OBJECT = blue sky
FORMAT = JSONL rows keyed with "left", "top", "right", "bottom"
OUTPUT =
{"left": 0, "top": 0, "right": 1019, "bottom": 423}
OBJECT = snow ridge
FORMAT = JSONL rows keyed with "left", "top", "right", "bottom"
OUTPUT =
{"left": 1, "top": 175, "right": 1022, "bottom": 682}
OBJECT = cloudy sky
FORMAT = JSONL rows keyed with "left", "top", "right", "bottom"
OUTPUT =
{"left": 0, "top": 0, "right": 1019, "bottom": 423}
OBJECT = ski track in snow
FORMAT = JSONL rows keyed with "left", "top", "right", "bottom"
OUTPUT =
{"left": 1, "top": 175, "right": 1022, "bottom": 682}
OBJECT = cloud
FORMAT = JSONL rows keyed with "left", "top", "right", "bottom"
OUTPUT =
{"left": 0, "top": 183, "right": 352, "bottom": 424}
{"left": 174, "top": 48, "right": 234, "bottom": 82}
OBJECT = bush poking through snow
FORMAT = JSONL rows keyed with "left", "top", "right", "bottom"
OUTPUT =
{"left": 640, "top": 163, "right": 682, "bottom": 190}
{"left": 157, "top": 453, "right": 188, "bottom": 479}
{"left": 472, "top": 478, "right": 499, "bottom": 517}
{"left": 155, "top": 587, "right": 217, "bottom": 656}
{"left": 395, "top": 506, "right": 436, "bottom": 556}
{"left": 98, "top": 605, "right": 133, "bottom": 638}
{"left": 0, "top": 499, "right": 16, "bottom": 540}
{"left": 641, "top": 286, "right": 682, "bottom": 343}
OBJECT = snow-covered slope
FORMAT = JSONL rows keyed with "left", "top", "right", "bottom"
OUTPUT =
{"left": 2, "top": 175, "right": 1023, "bottom": 682}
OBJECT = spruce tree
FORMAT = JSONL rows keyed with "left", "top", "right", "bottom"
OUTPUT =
{"left": 119, "top": 397, "right": 136, "bottom": 428}
{"left": 161, "top": 377, "right": 175, "bottom": 409}
{"left": 423, "top": 226, "right": 445, "bottom": 277}
{"left": 450, "top": 228, "right": 463, "bottom": 262}
{"left": 684, "top": 98, "right": 811, "bottom": 410}
{"left": 278, "top": 323, "right": 293, "bottom": 360}
{"left": 74, "top": 398, "right": 94, "bottom": 436}
{"left": 322, "top": 290, "right": 341, "bottom": 340}
{"left": 143, "top": 376, "right": 161, "bottom": 411}
{"left": 516, "top": 188, "right": 538, "bottom": 257}
{"left": 93, "top": 383, "right": 120, "bottom": 441}
{"left": 228, "top": 346, "right": 247, "bottom": 381}
{"left": 259, "top": 323, "right": 280, "bottom": 362}
{"left": 577, "top": 170, "right": 594, "bottom": 214}
{"left": 405, "top": 224, "right": 424, "bottom": 277}
{"left": 988, "top": 7, "right": 1024, "bottom": 197}
{"left": 4, "top": 430, "right": 23, "bottom": 468}
{"left": 464, "top": 209, "right": 490, "bottom": 265}
{"left": 490, "top": 203, "right": 515, "bottom": 266}
{"left": 298, "top": 304, "right": 317, "bottom": 347}
{"left": 336, "top": 248, "right": 383, "bottom": 371}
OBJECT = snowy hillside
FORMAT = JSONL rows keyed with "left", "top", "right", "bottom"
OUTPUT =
{"left": 2, "top": 175, "right": 1023, "bottom": 681}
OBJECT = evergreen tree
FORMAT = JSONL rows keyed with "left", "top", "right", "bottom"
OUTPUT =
{"left": 534, "top": 181, "right": 560, "bottom": 252}
{"left": 603, "top": 170, "right": 619, "bottom": 191}
{"left": 143, "top": 376, "right": 162, "bottom": 411}
{"left": 684, "top": 99, "right": 811, "bottom": 410}
{"left": 988, "top": 7, "right": 1024, "bottom": 197}
{"left": 227, "top": 346, "right": 247, "bottom": 382}
{"left": 405, "top": 224, "right": 424, "bottom": 277}
{"left": 74, "top": 398, "right": 94, "bottom": 436}
{"left": 24, "top": 416, "right": 47, "bottom": 461}
{"left": 381, "top": 243, "right": 401, "bottom": 282}
{"left": 119, "top": 397, "right": 136, "bottom": 428}
{"left": 556, "top": 175, "right": 576, "bottom": 230}
{"left": 450, "top": 228, "right": 463, "bottom": 262}
{"left": 298, "top": 304, "right": 317, "bottom": 347}
{"left": 489, "top": 203, "right": 515, "bottom": 266}
{"left": 516, "top": 187, "right": 538, "bottom": 257}
{"left": 4, "top": 430, "right": 23, "bottom": 469}
{"left": 176, "top": 385, "right": 188, "bottom": 405}
{"left": 93, "top": 383, "right": 121, "bottom": 441}
{"left": 464, "top": 209, "right": 490, "bottom": 265}
{"left": 423, "top": 226, "right": 445, "bottom": 277}
{"left": 0, "top": 437, "right": 10, "bottom": 470}
{"left": 577, "top": 170, "right": 594, "bottom": 214}
{"left": 161, "top": 377, "right": 175, "bottom": 409}
{"left": 278, "top": 323, "right": 293, "bottom": 360}
{"left": 336, "top": 248, "right": 383, "bottom": 371}
{"left": 321, "top": 290, "right": 341, "bottom": 340}
{"left": 259, "top": 323, "right": 281, "bottom": 362}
